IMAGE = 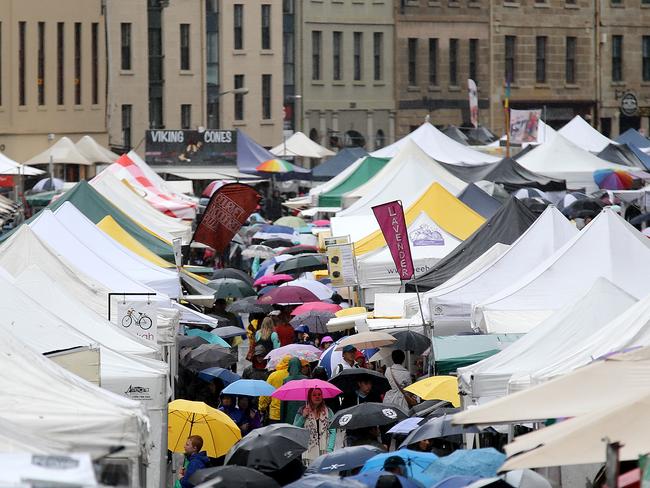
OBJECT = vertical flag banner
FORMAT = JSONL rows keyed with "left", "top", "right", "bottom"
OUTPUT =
{"left": 372, "top": 201, "right": 414, "bottom": 281}
{"left": 193, "top": 183, "right": 261, "bottom": 253}
{"left": 509, "top": 109, "right": 542, "bottom": 143}
{"left": 468, "top": 79, "right": 479, "bottom": 128}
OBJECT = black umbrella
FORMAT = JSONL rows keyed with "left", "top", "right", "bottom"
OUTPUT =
{"left": 630, "top": 212, "right": 650, "bottom": 225}
{"left": 399, "top": 415, "right": 480, "bottom": 448}
{"left": 519, "top": 197, "right": 551, "bottom": 214}
{"left": 284, "top": 474, "right": 367, "bottom": 488}
{"left": 290, "top": 310, "right": 336, "bottom": 334}
{"left": 329, "top": 369, "right": 391, "bottom": 395}
{"left": 189, "top": 466, "right": 280, "bottom": 488}
{"left": 275, "top": 254, "right": 328, "bottom": 274}
{"left": 225, "top": 423, "right": 309, "bottom": 472}
{"left": 180, "top": 344, "right": 237, "bottom": 371}
{"left": 391, "top": 330, "right": 431, "bottom": 355}
{"left": 562, "top": 198, "right": 605, "bottom": 219}
{"left": 227, "top": 296, "right": 273, "bottom": 314}
{"left": 212, "top": 268, "right": 254, "bottom": 285}
{"left": 261, "top": 238, "right": 295, "bottom": 248}
{"left": 331, "top": 402, "right": 408, "bottom": 430}
{"left": 176, "top": 335, "right": 208, "bottom": 349}
{"left": 207, "top": 278, "right": 256, "bottom": 299}
{"left": 306, "top": 445, "right": 384, "bottom": 475}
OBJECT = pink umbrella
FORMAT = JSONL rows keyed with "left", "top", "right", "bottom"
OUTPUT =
{"left": 265, "top": 344, "right": 322, "bottom": 369}
{"left": 254, "top": 274, "right": 294, "bottom": 287}
{"left": 291, "top": 302, "right": 342, "bottom": 315}
{"left": 271, "top": 378, "right": 342, "bottom": 400}
{"left": 257, "top": 286, "right": 320, "bottom": 305}
{"left": 279, "top": 278, "right": 333, "bottom": 300}
{"left": 313, "top": 220, "right": 330, "bottom": 227}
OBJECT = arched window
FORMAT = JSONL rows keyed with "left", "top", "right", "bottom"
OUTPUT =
{"left": 343, "top": 130, "right": 365, "bottom": 148}
{"left": 375, "top": 129, "right": 385, "bottom": 149}
{"left": 309, "top": 128, "right": 319, "bottom": 142}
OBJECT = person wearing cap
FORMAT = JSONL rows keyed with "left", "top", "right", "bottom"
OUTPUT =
{"left": 242, "top": 345, "right": 270, "bottom": 381}
{"left": 319, "top": 336, "right": 334, "bottom": 351}
{"left": 334, "top": 345, "right": 359, "bottom": 375}
{"left": 382, "top": 456, "right": 407, "bottom": 477}
{"left": 295, "top": 325, "right": 313, "bottom": 345}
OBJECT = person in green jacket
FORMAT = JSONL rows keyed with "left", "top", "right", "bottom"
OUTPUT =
{"left": 293, "top": 388, "right": 336, "bottom": 465}
{"left": 280, "top": 357, "right": 308, "bottom": 424}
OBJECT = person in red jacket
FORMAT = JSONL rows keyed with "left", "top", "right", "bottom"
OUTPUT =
{"left": 272, "top": 309, "right": 296, "bottom": 346}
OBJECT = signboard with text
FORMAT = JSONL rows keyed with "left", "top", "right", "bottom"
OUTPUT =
{"left": 326, "top": 243, "right": 358, "bottom": 287}
{"left": 116, "top": 300, "right": 158, "bottom": 343}
{"left": 145, "top": 129, "right": 237, "bottom": 165}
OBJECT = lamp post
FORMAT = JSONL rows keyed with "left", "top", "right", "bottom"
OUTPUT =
{"left": 47, "top": 133, "right": 55, "bottom": 185}
{"left": 210, "top": 87, "right": 249, "bottom": 129}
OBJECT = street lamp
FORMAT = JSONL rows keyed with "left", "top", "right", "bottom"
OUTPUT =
{"left": 209, "top": 87, "right": 249, "bottom": 129}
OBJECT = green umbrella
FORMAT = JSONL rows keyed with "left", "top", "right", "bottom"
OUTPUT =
{"left": 274, "top": 216, "right": 306, "bottom": 229}
{"left": 207, "top": 278, "right": 256, "bottom": 299}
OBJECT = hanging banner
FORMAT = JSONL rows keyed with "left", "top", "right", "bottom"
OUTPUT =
{"left": 193, "top": 183, "right": 261, "bottom": 253}
{"left": 117, "top": 300, "right": 158, "bottom": 343}
{"left": 145, "top": 129, "right": 237, "bottom": 166}
{"left": 509, "top": 109, "right": 542, "bottom": 144}
{"left": 468, "top": 79, "right": 479, "bottom": 128}
{"left": 372, "top": 200, "right": 414, "bottom": 281}
{"left": 326, "top": 243, "right": 357, "bottom": 287}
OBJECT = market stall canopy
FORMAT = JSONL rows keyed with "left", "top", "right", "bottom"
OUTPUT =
{"left": 473, "top": 209, "right": 650, "bottom": 333}
{"left": 597, "top": 143, "right": 645, "bottom": 169}
{"left": 75, "top": 135, "right": 120, "bottom": 164}
{"left": 24, "top": 136, "right": 94, "bottom": 166}
{"left": 558, "top": 115, "right": 617, "bottom": 153}
{"left": 271, "top": 131, "right": 336, "bottom": 158}
{"left": 312, "top": 147, "right": 368, "bottom": 181}
{"left": 371, "top": 122, "right": 500, "bottom": 165}
{"left": 617, "top": 128, "right": 650, "bottom": 149}
{"left": 306, "top": 154, "right": 368, "bottom": 202}
{"left": 432, "top": 334, "right": 523, "bottom": 376}
{"left": 127, "top": 150, "right": 197, "bottom": 201}
{"left": 318, "top": 156, "right": 390, "bottom": 207}
{"left": 0, "top": 152, "right": 44, "bottom": 175}
{"left": 406, "top": 197, "right": 537, "bottom": 291}
{"left": 457, "top": 184, "right": 502, "bottom": 219}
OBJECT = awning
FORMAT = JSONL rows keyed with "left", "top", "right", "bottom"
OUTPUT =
{"left": 152, "top": 166, "right": 263, "bottom": 181}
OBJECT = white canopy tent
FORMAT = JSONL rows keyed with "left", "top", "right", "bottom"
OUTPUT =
{"left": 517, "top": 132, "right": 631, "bottom": 191}
{"left": 459, "top": 278, "right": 637, "bottom": 402}
{"left": 0, "top": 152, "right": 44, "bottom": 175}
{"left": 76, "top": 135, "right": 120, "bottom": 164}
{"left": 271, "top": 131, "right": 336, "bottom": 158}
{"left": 127, "top": 150, "right": 197, "bottom": 202}
{"left": 0, "top": 418, "right": 70, "bottom": 454}
{"left": 371, "top": 122, "right": 499, "bottom": 165}
{"left": 557, "top": 115, "right": 617, "bottom": 153}
{"left": 24, "top": 136, "right": 94, "bottom": 166}
{"left": 473, "top": 209, "right": 650, "bottom": 333}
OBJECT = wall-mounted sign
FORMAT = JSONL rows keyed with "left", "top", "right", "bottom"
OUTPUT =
{"left": 621, "top": 93, "right": 639, "bottom": 117}
{"left": 145, "top": 129, "right": 237, "bottom": 165}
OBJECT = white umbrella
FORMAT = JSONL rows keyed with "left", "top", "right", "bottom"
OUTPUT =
{"left": 335, "top": 331, "right": 397, "bottom": 351}
{"left": 279, "top": 278, "right": 333, "bottom": 300}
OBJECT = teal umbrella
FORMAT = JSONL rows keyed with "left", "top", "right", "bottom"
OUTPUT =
{"left": 207, "top": 278, "right": 256, "bottom": 299}
{"left": 185, "top": 328, "right": 230, "bottom": 347}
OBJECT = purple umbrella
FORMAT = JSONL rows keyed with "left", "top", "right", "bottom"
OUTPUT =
{"left": 290, "top": 310, "right": 336, "bottom": 334}
{"left": 257, "top": 286, "right": 320, "bottom": 305}
{"left": 265, "top": 343, "right": 322, "bottom": 369}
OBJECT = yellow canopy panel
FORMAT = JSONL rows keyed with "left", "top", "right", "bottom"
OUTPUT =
{"left": 354, "top": 183, "right": 485, "bottom": 256}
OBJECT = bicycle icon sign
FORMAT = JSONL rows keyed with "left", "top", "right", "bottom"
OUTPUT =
{"left": 121, "top": 307, "right": 153, "bottom": 330}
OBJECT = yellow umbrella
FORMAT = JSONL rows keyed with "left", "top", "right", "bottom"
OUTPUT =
{"left": 168, "top": 399, "right": 241, "bottom": 458}
{"left": 405, "top": 376, "right": 460, "bottom": 407}
{"left": 335, "top": 307, "right": 367, "bottom": 317}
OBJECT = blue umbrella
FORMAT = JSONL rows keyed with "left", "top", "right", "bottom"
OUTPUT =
{"left": 318, "top": 336, "right": 349, "bottom": 378}
{"left": 433, "top": 476, "right": 481, "bottom": 488}
{"left": 421, "top": 449, "right": 506, "bottom": 486}
{"left": 349, "top": 471, "right": 424, "bottom": 488}
{"left": 198, "top": 367, "right": 241, "bottom": 385}
{"left": 261, "top": 224, "right": 295, "bottom": 234}
{"left": 222, "top": 379, "right": 275, "bottom": 397}
{"left": 186, "top": 328, "right": 230, "bottom": 348}
{"left": 360, "top": 450, "right": 438, "bottom": 485}
{"left": 285, "top": 474, "right": 366, "bottom": 488}
{"left": 306, "top": 445, "right": 385, "bottom": 475}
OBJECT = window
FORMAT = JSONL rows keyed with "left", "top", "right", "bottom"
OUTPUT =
{"left": 333, "top": 32, "right": 342, "bottom": 81}
{"left": 449, "top": 38, "right": 458, "bottom": 85}
{"left": 234, "top": 4, "right": 243, "bottom": 50}
{"left": 353, "top": 32, "right": 363, "bottom": 81}
{"left": 262, "top": 74, "right": 271, "bottom": 119}
{"left": 312, "top": 31, "right": 321, "bottom": 80}
{"left": 536, "top": 36, "right": 547, "bottom": 83}
{"left": 376, "top": 129, "right": 385, "bottom": 148}
{"left": 121, "top": 23, "right": 131, "bottom": 70}
{"left": 261, "top": 5, "right": 271, "bottom": 49}
{"left": 611, "top": 0, "right": 622, "bottom": 4}
{"left": 180, "top": 24, "right": 190, "bottom": 70}
{"left": 18, "top": 21, "right": 25, "bottom": 106}
{"left": 644, "top": 37, "right": 650, "bottom": 82}
{"left": 373, "top": 32, "right": 383, "bottom": 81}
{"left": 57, "top": 23, "right": 64, "bottom": 105}
{"left": 408, "top": 38, "right": 417, "bottom": 86}
{"left": 181, "top": 104, "right": 191, "bottom": 129}
{"left": 74, "top": 23, "right": 82, "bottom": 105}
{"left": 566, "top": 36, "right": 576, "bottom": 84}
{"left": 428, "top": 38, "right": 438, "bottom": 85}
{"left": 122, "top": 104, "right": 132, "bottom": 150}
{"left": 469, "top": 39, "right": 478, "bottom": 82}
{"left": 38, "top": 22, "right": 45, "bottom": 105}
{"left": 612, "top": 35, "right": 623, "bottom": 82}
{"left": 92, "top": 23, "right": 99, "bottom": 104}
{"left": 505, "top": 35, "right": 516, "bottom": 83}
{"left": 234, "top": 74, "right": 244, "bottom": 120}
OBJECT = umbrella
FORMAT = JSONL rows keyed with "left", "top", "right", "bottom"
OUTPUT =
{"left": 391, "top": 330, "right": 431, "bottom": 355}
{"left": 257, "top": 286, "right": 320, "bottom": 305}
{"left": 433, "top": 476, "right": 481, "bottom": 488}
{"left": 555, "top": 192, "right": 589, "bottom": 213}
{"left": 181, "top": 344, "right": 237, "bottom": 371}
{"left": 208, "top": 278, "right": 256, "bottom": 299}
{"left": 212, "top": 326, "right": 247, "bottom": 339}
{"left": 198, "top": 367, "right": 241, "bottom": 385}
{"left": 349, "top": 471, "right": 424, "bottom": 488}
{"left": 227, "top": 296, "right": 273, "bottom": 314}
{"left": 513, "top": 188, "right": 547, "bottom": 200}
{"left": 279, "top": 245, "right": 319, "bottom": 255}
{"left": 260, "top": 224, "right": 296, "bottom": 235}
{"left": 360, "top": 450, "right": 438, "bottom": 484}
{"left": 421, "top": 448, "right": 506, "bottom": 486}
{"left": 212, "top": 268, "right": 254, "bottom": 285}
{"left": 261, "top": 238, "right": 296, "bottom": 248}
{"left": 275, "top": 254, "right": 329, "bottom": 275}
{"left": 335, "top": 332, "right": 397, "bottom": 351}
{"left": 329, "top": 368, "right": 391, "bottom": 395}
{"left": 222, "top": 379, "right": 276, "bottom": 397}
{"left": 561, "top": 197, "right": 605, "bottom": 219}
{"left": 306, "top": 445, "right": 385, "bottom": 475}
{"left": 290, "top": 311, "right": 336, "bottom": 334}
{"left": 593, "top": 168, "right": 639, "bottom": 190}
{"left": 331, "top": 402, "right": 408, "bottom": 430}
{"left": 399, "top": 415, "right": 480, "bottom": 448}
{"left": 177, "top": 334, "right": 208, "bottom": 349}
{"left": 265, "top": 344, "right": 322, "bottom": 369}
{"left": 32, "top": 177, "right": 64, "bottom": 192}
{"left": 292, "top": 302, "right": 342, "bottom": 315}
{"left": 254, "top": 274, "right": 294, "bottom": 287}
{"left": 519, "top": 197, "right": 551, "bottom": 214}
{"left": 256, "top": 158, "right": 297, "bottom": 172}
{"left": 168, "top": 399, "right": 242, "bottom": 458}
{"left": 186, "top": 328, "right": 230, "bottom": 347}
{"left": 242, "top": 245, "right": 277, "bottom": 260}
{"left": 387, "top": 417, "right": 425, "bottom": 435}
{"left": 190, "top": 465, "right": 281, "bottom": 488}
{"left": 318, "top": 337, "right": 348, "bottom": 377}
{"left": 275, "top": 216, "right": 307, "bottom": 228}
{"left": 405, "top": 376, "right": 460, "bottom": 407}
{"left": 258, "top": 285, "right": 279, "bottom": 295}
{"left": 280, "top": 279, "right": 333, "bottom": 300}
{"left": 272, "top": 379, "right": 342, "bottom": 401}
{"left": 313, "top": 219, "right": 330, "bottom": 227}
{"left": 254, "top": 255, "right": 294, "bottom": 278}
{"left": 285, "top": 474, "right": 367, "bottom": 488}
{"left": 225, "top": 423, "right": 309, "bottom": 471}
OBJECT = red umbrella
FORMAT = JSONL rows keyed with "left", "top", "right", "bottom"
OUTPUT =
{"left": 291, "top": 302, "right": 342, "bottom": 315}
{"left": 257, "top": 286, "right": 320, "bottom": 305}
{"left": 313, "top": 219, "right": 330, "bottom": 227}
{"left": 253, "top": 274, "right": 294, "bottom": 287}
